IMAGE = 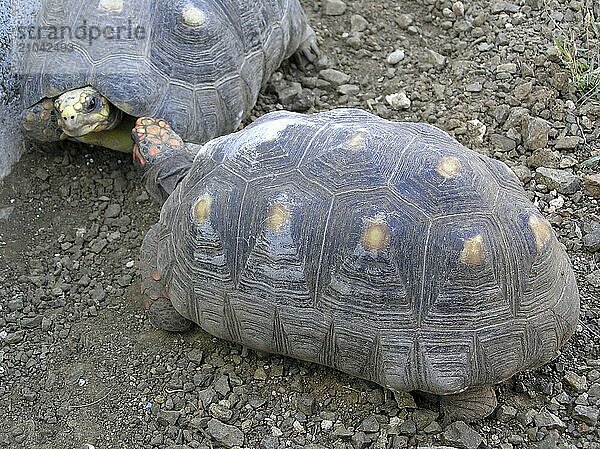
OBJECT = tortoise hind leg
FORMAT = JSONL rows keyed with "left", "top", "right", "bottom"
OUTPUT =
{"left": 140, "top": 224, "right": 193, "bottom": 332}
{"left": 439, "top": 386, "right": 498, "bottom": 422}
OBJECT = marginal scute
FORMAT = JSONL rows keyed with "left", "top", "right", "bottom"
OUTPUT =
{"left": 267, "top": 203, "right": 291, "bottom": 233}
{"left": 437, "top": 156, "right": 462, "bottom": 178}
{"left": 181, "top": 5, "right": 206, "bottom": 27}
{"left": 193, "top": 195, "right": 213, "bottom": 224}
{"left": 98, "top": 0, "right": 123, "bottom": 12}
{"left": 460, "top": 234, "right": 485, "bottom": 266}
{"left": 361, "top": 218, "right": 390, "bottom": 252}
{"left": 528, "top": 213, "right": 552, "bottom": 251}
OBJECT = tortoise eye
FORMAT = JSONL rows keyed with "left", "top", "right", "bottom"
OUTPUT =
{"left": 85, "top": 97, "right": 99, "bottom": 112}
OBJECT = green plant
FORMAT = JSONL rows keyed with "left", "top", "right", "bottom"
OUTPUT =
{"left": 552, "top": 10, "right": 600, "bottom": 103}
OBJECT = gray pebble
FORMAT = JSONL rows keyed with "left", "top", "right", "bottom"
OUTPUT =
{"left": 522, "top": 117, "right": 550, "bottom": 150}
{"left": 533, "top": 409, "right": 566, "bottom": 430}
{"left": 104, "top": 204, "right": 121, "bottom": 218}
{"left": 322, "top": 0, "right": 346, "bottom": 16}
{"left": 350, "top": 14, "right": 368, "bottom": 32}
{"left": 442, "top": 421, "right": 483, "bottom": 449}
{"left": 319, "top": 68, "right": 351, "bottom": 85}
{"left": 206, "top": 418, "right": 244, "bottom": 448}
{"left": 386, "top": 49, "right": 405, "bottom": 65}
{"left": 534, "top": 167, "right": 581, "bottom": 195}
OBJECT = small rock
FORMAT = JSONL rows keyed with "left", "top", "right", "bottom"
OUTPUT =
{"left": 512, "top": 165, "right": 532, "bottom": 183}
{"left": 319, "top": 68, "right": 351, "bottom": 85}
{"left": 465, "top": 82, "right": 483, "bottom": 92}
{"left": 297, "top": 396, "right": 315, "bottom": 415}
{"left": 535, "top": 167, "right": 581, "bottom": 195}
{"left": 209, "top": 403, "right": 233, "bottom": 421}
{"left": 564, "top": 371, "right": 588, "bottom": 392}
{"left": 583, "top": 231, "right": 600, "bottom": 252}
{"left": 276, "top": 82, "right": 302, "bottom": 105}
{"left": 260, "top": 436, "right": 280, "bottom": 449}
{"left": 559, "top": 155, "right": 578, "bottom": 168}
{"left": 104, "top": 204, "right": 121, "bottom": 218}
{"left": 350, "top": 14, "right": 368, "bottom": 32}
{"left": 157, "top": 410, "right": 180, "bottom": 426}
{"left": 423, "top": 421, "right": 443, "bottom": 434}
{"left": 443, "top": 421, "right": 483, "bottom": 449}
{"left": 395, "top": 14, "right": 414, "bottom": 29}
{"left": 213, "top": 375, "right": 231, "bottom": 396}
{"left": 387, "top": 49, "right": 405, "bottom": 65}
{"left": 554, "top": 136, "right": 581, "bottom": 150}
{"left": 496, "top": 62, "right": 518, "bottom": 73}
{"left": 322, "top": 0, "right": 346, "bottom": 16}
{"left": 467, "top": 119, "right": 486, "bottom": 145}
{"left": 351, "top": 431, "right": 370, "bottom": 449}
{"left": 572, "top": 405, "right": 599, "bottom": 426}
{"left": 490, "top": 134, "right": 516, "bottom": 152}
{"left": 426, "top": 49, "right": 446, "bottom": 69}
{"left": 0, "top": 206, "right": 14, "bottom": 221}
{"left": 22, "top": 316, "right": 42, "bottom": 329}
{"left": 588, "top": 383, "right": 600, "bottom": 397}
{"left": 586, "top": 270, "right": 600, "bottom": 287}
{"left": 399, "top": 419, "right": 417, "bottom": 435}
{"left": 583, "top": 174, "right": 600, "bottom": 198}
{"left": 254, "top": 367, "right": 267, "bottom": 380}
{"left": 452, "top": 1, "right": 465, "bottom": 17}
{"left": 35, "top": 168, "right": 49, "bottom": 181}
{"left": 337, "top": 84, "right": 360, "bottom": 96}
{"left": 321, "top": 419, "right": 333, "bottom": 431}
{"left": 534, "top": 409, "right": 566, "bottom": 430}
{"left": 358, "top": 415, "right": 380, "bottom": 433}
{"left": 522, "top": 117, "right": 550, "bottom": 150}
{"left": 332, "top": 424, "right": 353, "bottom": 437}
{"left": 528, "top": 148, "right": 560, "bottom": 168}
{"left": 513, "top": 81, "right": 533, "bottom": 100}
{"left": 496, "top": 404, "right": 517, "bottom": 422}
{"left": 89, "top": 239, "right": 108, "bottom": 254}
{"left": 385, "top": 92, "right": 411, "bottom": 110}
{"left": 206, "top": 418, "right": 244, "bottom": 448}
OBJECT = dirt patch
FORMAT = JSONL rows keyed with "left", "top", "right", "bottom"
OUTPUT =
{"left": 1, "top": 0, "right": 599, "bottom": 448}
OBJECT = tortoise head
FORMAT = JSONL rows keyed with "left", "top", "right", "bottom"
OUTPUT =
{"left": 54, "top": 86, "right": 122, "bottom": 137}
{"left": 132, "top": 117, "right": 194, "bottom": 203}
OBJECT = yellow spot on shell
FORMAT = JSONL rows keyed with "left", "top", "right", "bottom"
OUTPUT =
{"left": 193, "top": 195, "right": 213, "bottom": 224}
{"left": 346, "top": 132, "right": 365, "bottom": 151}
{"left": 98, "top": 0, "right": 123, "bottom": 12}
{"left": 437, "top": 156, "right": 461, "bottom": 178}
{"left": 460, "top": 234, "right": 485, "bottom": 266}
{"left": 182, "top": 5, "right": 206, "bottom": 27}
{"left": 361, "top": 219, "right": 390, "bottom": 252}
{"left": 267, "top": 203, "right": 290, "bottom": 233}
{"left": 528, "top": 214, "right": 551, "bottom": 251}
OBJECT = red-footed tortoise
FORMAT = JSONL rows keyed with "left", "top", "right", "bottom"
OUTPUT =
{"left": 19, "top": 0, "right": 319, "bottom": 152}
{"left": 132, "top": 108, "right": 580, "bottom": 421}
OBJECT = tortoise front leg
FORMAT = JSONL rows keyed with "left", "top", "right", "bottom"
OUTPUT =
{"left": 20, "top": 98, "right": 62, "bottom": 142}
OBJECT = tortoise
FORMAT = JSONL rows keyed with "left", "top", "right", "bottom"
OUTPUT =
{"left": 132, "top": 108, "right": 580, "bottom": 421}
{"left": 19, "top": 0, "right": 319, "bottom": 152}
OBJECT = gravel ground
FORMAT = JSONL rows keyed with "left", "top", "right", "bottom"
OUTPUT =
{"left": 1, "top": 0, "right": 599, "bottom": 448}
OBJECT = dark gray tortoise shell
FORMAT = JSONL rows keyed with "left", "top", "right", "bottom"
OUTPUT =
{"left": 21, "top": 0, "right": 318, "bottom": 143}
{"left": 141, "top": 108, "right": 579, "bottom": 417}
